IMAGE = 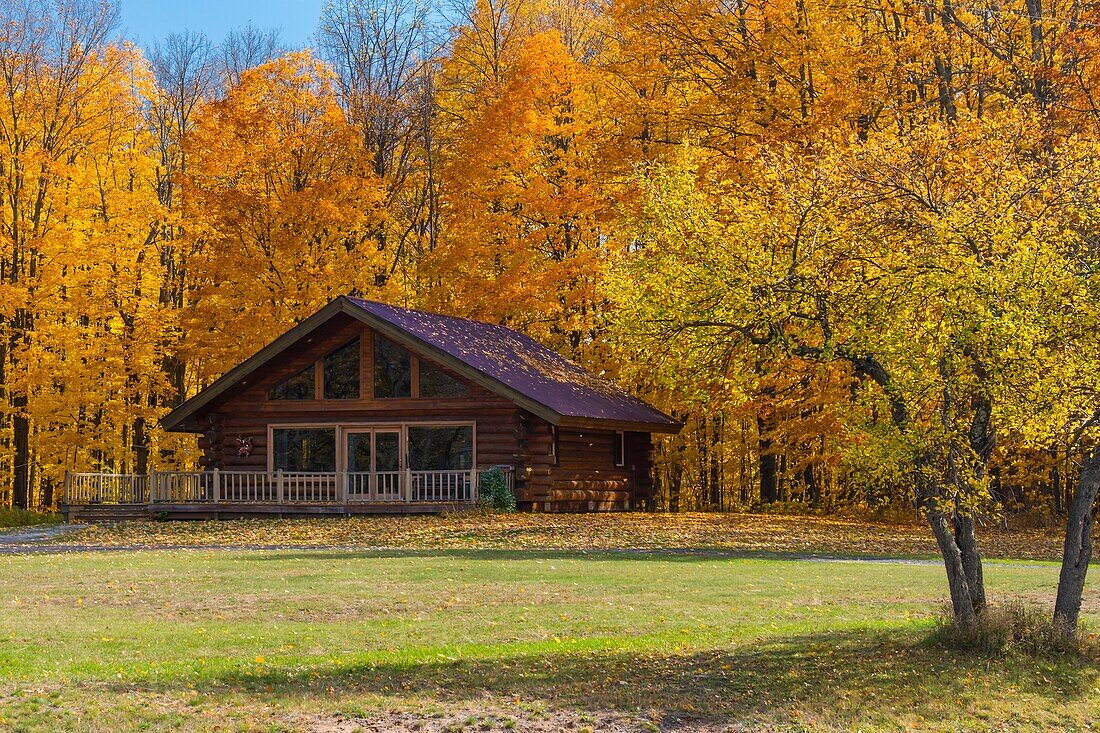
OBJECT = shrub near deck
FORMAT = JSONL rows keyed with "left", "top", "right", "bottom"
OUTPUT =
{"left": 0, "top": 508, "right": 62, "bottom": 529}
{"left": 0, "top": 539, "right": 1096, "bottom": 731}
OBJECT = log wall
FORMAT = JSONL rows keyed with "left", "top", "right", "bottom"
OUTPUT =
{"left": 514, "top": 418, "right": 654, "bottom": 512}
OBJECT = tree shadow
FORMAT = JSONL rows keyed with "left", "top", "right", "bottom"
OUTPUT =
{"left": 110, "top": 629, "right": 1100, "bottom": 726}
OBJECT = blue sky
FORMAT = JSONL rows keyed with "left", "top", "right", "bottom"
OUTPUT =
{"left": 120, "top": 0, "right": 325, "bottom": 48}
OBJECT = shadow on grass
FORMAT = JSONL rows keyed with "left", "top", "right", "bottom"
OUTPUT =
{"left": 111, "top": 630, "right": 1099, "bottom": 724}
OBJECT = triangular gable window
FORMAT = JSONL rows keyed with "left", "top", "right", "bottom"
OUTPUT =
{"left": 270, "top": 364, "right": 315, "bottom": 400}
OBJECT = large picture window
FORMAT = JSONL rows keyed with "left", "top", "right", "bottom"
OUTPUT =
{"left": 269, "top": 364, "right": 315, "bottom": 400}
{"left": 272, "top": 428, "right": 336, "bottom": 472}
{"left": 373, "top": 335, "right": 411, "bottom": 398}
{"left": 324, "top": 338, "right": 360, "bottom": 399}
{"left": 418, "top": 361, "right": 468, "bottom": 398}
{"left": 407, "top": 425, "right": 473, "bottom": 471}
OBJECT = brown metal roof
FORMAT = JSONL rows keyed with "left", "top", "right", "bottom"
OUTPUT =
{"left": 161, "top": 296, "right": 681, "bottom": 433}
{"left": 348, "top": 298, "right": 680, "bottom": 430}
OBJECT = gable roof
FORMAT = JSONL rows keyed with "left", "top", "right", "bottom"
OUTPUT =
{"left": 161, "top": 296, "right": 681, "bottom": 434}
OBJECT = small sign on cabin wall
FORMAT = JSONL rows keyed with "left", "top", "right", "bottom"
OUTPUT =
{"left": 236, "top": 436, "right": 253, "bottom": 457}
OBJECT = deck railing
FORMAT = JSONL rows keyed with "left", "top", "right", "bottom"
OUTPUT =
{"left": 347, "top": 471, "right": 404, "bottom": 502}
{"left": 65, "top": 469, "right": 484, "bottom": 505}
{"left": 66, "top": 473, "right": 149, "bottom": 504}
{"left": 413, "top": 470, "right": 474, "bottom": 502}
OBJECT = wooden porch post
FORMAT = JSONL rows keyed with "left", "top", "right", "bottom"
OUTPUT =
{"left": 339, "top": 471, "right": 348, "bottom": 506}
{"left": 277, "top": 469, "right": 285, "bottom": 504}
{"left": 212, "top": 468, "right": 221, "bottom": 503}
{"left": 63, "top": 470, "right": 70, "bottom": 505}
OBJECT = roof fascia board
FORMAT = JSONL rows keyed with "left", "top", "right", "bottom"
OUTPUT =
{"left": 555, "top": 416, "right": 683, "bottom": 434}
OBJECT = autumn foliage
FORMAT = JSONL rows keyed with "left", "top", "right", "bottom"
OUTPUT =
{"left": 0, "top": 0, "right": 1098, "bottom": 533}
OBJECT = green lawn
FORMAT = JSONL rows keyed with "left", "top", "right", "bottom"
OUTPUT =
{"left": 0, "top": 543, "right": 1097, "bottom": 732}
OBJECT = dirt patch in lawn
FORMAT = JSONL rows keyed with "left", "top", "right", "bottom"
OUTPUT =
{"left": 307, "top": 707, "right": 741, "bottom": 732}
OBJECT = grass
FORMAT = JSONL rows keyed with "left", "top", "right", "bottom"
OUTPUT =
{"left": 0, "top": 534, "right": 1097, "bottom": 731}
{"left": 0, "top": 507, "right": 62, "bottom": 529}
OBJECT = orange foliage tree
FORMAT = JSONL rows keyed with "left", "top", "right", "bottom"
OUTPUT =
{"left": 423, "top": 0, "right": 621, "bottom": 363}
{"left": 180, "top": 52, "right": 388, "bottom": 384}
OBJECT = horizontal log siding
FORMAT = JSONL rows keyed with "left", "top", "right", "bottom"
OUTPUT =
{"left": 539, "top": 427, "right": 653, "bottom": 512}
{"left": 552, "top": 428, "right": 629, "bottom": 511}
{"left": 517, "top": 416, "right": 555, "bottom": 509}
{"left": 626, "top": 431, "right": 655, "bottom": 508}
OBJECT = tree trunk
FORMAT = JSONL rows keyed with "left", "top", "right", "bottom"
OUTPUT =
{"left": 11, "top": 310, "right": 32, "bottom": 508}
{"left": 805, "top": 463, "right": 820, "bottom": 505}
{"left": 1053, "top": 448, "right": 1100, "bottom": 632}
{"left": 669, "top": 423, "right": 685, "bottom": 512}
{"left": 133, "top": 416, "right": 149, "bottom": 477}
{"left": 1052, "top": 454, "right": 1064, "bottom": 514}
{"left": 12, "top": 403, "right": 29, "bottom": 509}
{"left": 709, "top": 412, "right": 722, "bottom": 510}
{"left": 928, "top": 507, "right": 978, "bottom": 627}
{"left": 955, "top": 382, "right": 991, "bottom": 613}
{"left": 698, "top": 416, "right": 709, "bottom": 508}
{"left": 953, "top": 514, "right": 987, "bottom": 612}
{"left": 668, "top": 460, "right": 682, "bottom": 513}
{"left": 758, "top": 414, "right": 777, "bottom": 503}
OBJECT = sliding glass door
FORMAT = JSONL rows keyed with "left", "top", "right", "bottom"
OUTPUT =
{"left": 373, "top": 430, "right": 401, "bottom": 499}
{"left": 345, "top": 428, "right": 402, "bottom": 501}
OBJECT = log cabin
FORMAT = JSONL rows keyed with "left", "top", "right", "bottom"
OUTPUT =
{"left": 63, "top": 297, "right": 680, "bottom": 519}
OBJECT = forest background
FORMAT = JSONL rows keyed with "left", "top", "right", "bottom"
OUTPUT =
{"left": 2, "top": 0, "right": 1099, "bottom": 525}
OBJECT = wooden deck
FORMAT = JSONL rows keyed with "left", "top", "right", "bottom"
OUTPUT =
{"left": 60, "top": 469, "right": 502, "bottom": 522}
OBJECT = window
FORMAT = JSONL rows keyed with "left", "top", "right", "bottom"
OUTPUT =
{"left": 270, "top": 364, "right": 315, "bottom": 400}
{"left": 324, "top": 338, "right": 360, "bottom": 399}
{"left": 272, "top": 428, "right": 336, "bottom": 472}
{"left": 408, "top": 425, "right": 473, "bottom": 471}
{"left": 373, "top": 335, "right": 411, "bottom": 398}
{"left": 613, "top": 431, "right": 625, "bottom": 467}
{"left": 418, "top": 360, "right": 468, "bottom": 398}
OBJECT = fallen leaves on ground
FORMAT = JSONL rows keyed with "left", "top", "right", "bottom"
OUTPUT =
{"left": 56, "top": 512, "right": 1063, "bottom": 560}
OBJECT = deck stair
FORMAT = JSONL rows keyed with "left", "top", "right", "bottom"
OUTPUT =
{"left": 63, "top": 504, "right": 151, "bottom": 523}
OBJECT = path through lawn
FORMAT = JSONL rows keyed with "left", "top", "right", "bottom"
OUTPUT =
{"left": 0, "top": 538, "right": 1097, "bottom": 732}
